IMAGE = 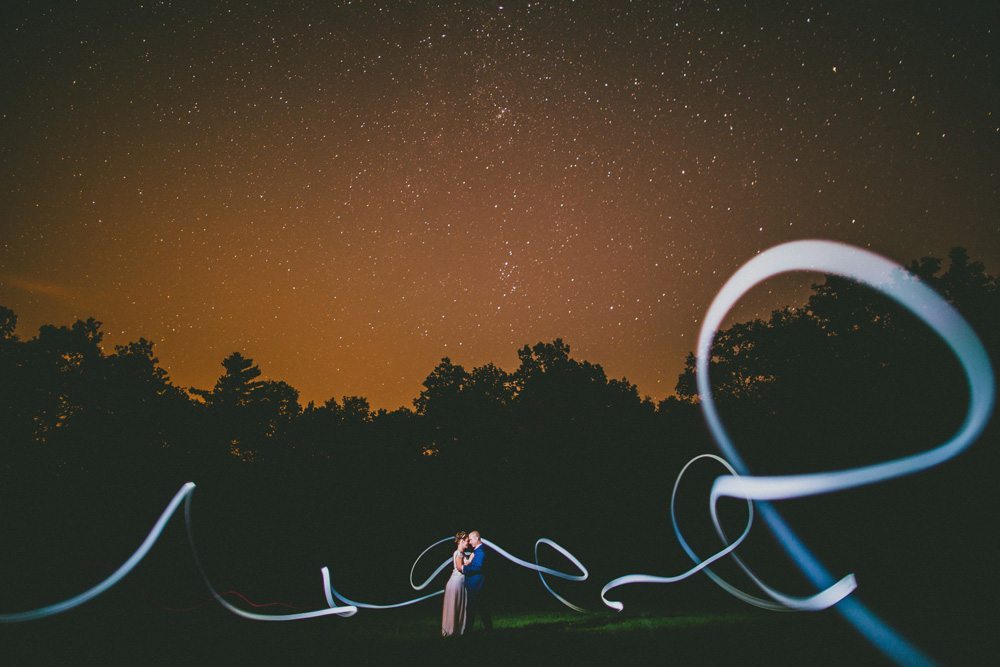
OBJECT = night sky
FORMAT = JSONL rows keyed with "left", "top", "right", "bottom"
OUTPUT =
{"left": 1, "top": 1, "right": 997, "bottom": 409}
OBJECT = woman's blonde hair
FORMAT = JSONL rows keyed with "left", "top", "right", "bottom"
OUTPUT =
{"left": 454, "top": 531, "right": 468, "bottom": 546}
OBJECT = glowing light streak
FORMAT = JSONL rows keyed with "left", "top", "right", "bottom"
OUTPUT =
{"left": 0, "top": 483, "right": 358, "bottom": 622}
{"left": 322, "top": 536, "right": 588, "bottom": 612}
{"left": 690, "top": 240, "right": 994, "bottom": 666}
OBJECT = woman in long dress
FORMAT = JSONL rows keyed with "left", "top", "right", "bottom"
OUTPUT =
{"left": 442, "top": 531, "right": 472, "bottom": 637}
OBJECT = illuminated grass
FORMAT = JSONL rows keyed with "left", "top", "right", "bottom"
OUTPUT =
{"left": 565, "top": 612, "right": 747, "bottom": 633}
{"left": 346, "top": 609, "right": 752, "bottom": 641}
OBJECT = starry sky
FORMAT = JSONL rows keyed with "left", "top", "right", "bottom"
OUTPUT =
{"left": 1, "top": 1, "right": 997, "bottom": 409}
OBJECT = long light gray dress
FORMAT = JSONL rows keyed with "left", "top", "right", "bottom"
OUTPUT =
{"left": 441, "top": 550, "right": 467, "bottom": 637}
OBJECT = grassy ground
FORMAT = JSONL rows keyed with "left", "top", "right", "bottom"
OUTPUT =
{"left": 3, "top": 603, "right": 910, "bottom": 666}
{"left": 354, "top": 608, "right": 753, "bottom": 640}
{"left": 5, "top": 577, "right": 998, "bottom": 667}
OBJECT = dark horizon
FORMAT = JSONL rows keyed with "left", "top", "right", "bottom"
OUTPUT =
{"left": 1, "top": 243, "right": 992, "bottom": 414}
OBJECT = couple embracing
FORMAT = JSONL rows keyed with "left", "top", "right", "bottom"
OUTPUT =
{"left": 441, "top": 530, "right": 492, "bottom": 637}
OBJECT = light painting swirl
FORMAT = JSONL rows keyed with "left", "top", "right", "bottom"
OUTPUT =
{"left": 0, "top": 483, "right": 358, "bottom": 623}
{"left": 321, "top": 536, "right": 588, "bottom": 612}
{"left": 602, "top": 240, "right": 994, "bottom": 667}
{"left": 690, "top": 240, "right": 994, "bottom": 666}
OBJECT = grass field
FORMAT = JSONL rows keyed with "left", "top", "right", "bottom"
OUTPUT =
{"left": 0, "top": 603, "right": 919, "bottom": 666}
{"left": 4, "top": 588, "right": 997, "bottom": 666}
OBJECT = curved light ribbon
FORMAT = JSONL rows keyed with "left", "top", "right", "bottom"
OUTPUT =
{"left": 322, "top": 536, "right": 588, "bottom": 612}
{"left": 0, "top": 483, "right": 197, "bottom": 622}
{"left": 486, "top": 537, "right": 589, "bottom": 612}
{"left": 0, "top": 482, "right": 358, "bottom": 622}
{"left": 692, "top": 240, "right": 995, "bottom": 666}
{"left": 0, "top": 486, "right": 586, "bottom": 620}
{"left": 601, "top": 454, "right": 858, "bottom": 612}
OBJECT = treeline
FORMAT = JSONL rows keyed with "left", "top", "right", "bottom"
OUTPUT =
{"left": 1, "top": 247, "right": 995, "bottom": 479}
{"left": 0, "top": 319, "right": 677, "bottom": 484}
{"left": 0, "top": 313, "right": 710, "bottom": 503}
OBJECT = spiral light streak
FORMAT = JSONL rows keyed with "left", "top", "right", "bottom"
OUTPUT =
{"left": 692, "top": 240, "right": 995, "bottom": 666}
{"left": 600, "top": 454, "right": 857, "bottom": 613}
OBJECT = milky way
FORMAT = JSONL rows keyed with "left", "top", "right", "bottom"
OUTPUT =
{"left": 1, "top": 1, "right": 997, "bottom": 408}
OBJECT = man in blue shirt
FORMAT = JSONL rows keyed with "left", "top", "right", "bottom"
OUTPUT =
{"left": 463, "top": 530, "right": 493, "bottom": 632}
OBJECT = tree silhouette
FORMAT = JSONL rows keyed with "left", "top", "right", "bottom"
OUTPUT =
{"left": 414, "top": 357, "right": 471, "bottom": 457}
{"left": 0, "top": 305, "right": 16, "bottom": 341}
{"left": 190, "top": 352, "right": 262, "bottom": 408}
{"left": 190, "top": 352, "right": 271, "bottom": 461}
